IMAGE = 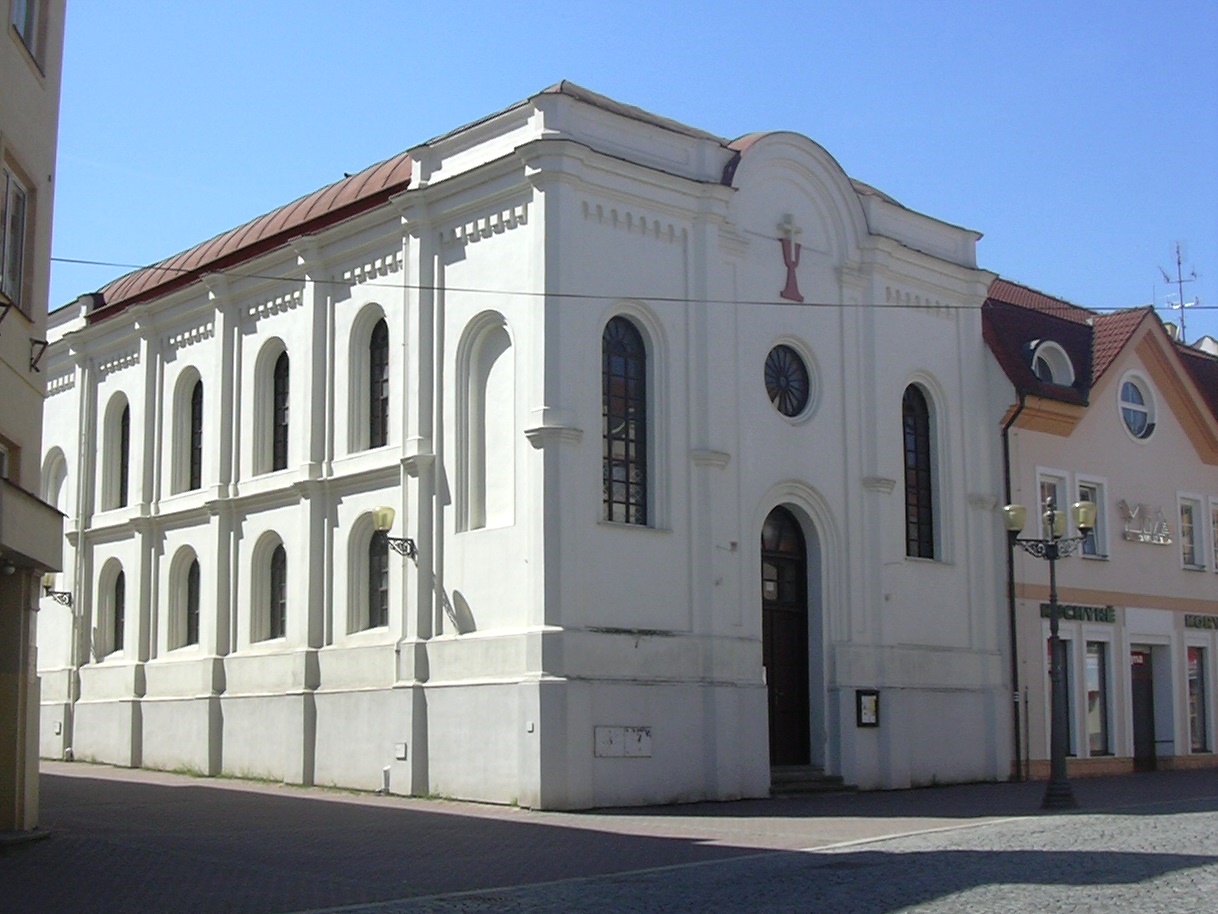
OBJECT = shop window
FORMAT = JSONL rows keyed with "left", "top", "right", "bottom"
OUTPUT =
{"left": 1085, "top": 642, "right": 1111, "bottom": 755}
{"left": 1189, "top": 647, "right": 1209, "bottom": 752}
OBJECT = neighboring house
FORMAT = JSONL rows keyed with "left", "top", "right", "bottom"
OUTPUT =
{"left": 0, "top": 0, "right": 66, "bottom": 833}
{"left": 985, "top": 278, "right": 1218, "bottom": 778}
{"left": 38, "top": 82, "right": 1008, "bottom": 809}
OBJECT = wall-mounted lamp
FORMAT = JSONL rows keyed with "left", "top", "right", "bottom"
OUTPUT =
{"left": 373, "top": 506, "right": 417, "bottom": 560}
{"left": 42, "top": 572, "right": 73, "bottom": 606}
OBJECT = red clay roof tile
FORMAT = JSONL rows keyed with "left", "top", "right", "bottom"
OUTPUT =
{"left": 90, "top": 151, "right": 413, "bottom": 321}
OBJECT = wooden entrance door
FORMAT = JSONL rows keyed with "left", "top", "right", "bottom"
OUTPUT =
{"left": 762, "top": 506, "right": 810, "bottom": 766}
{"left": 1131, "top": 649, "right": 1156, "bottom": 772}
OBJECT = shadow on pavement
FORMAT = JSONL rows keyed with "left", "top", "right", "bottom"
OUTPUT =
{"left": 2, "top": 767, "right": 1217, "bottom": 914}
{"left": 590, "top": 768, "right": 1218, "bottom": 821}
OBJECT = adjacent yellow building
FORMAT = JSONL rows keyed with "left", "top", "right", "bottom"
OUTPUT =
{"left": 1, "top": 0, "right": 66, "bottom": 833}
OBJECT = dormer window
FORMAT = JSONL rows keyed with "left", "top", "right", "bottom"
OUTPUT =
{"left": 1029, "top": 340, "right": 1075, "bottom": 386}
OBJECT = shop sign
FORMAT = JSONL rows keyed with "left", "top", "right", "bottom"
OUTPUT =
{"left": 1184, "top": 614, "right": 1218, "bottom": 630}
{"left": 1117, "top": 500, "right": 1172, "bottom": 545}
{"left": 1039, "top": 602, "right": 1117, "bottom": 623}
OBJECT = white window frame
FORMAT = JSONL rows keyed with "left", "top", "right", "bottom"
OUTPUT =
{"left": 1118, "top": 372, "right": 1156, "bottom": 441}
{"left": 1076, "top": 475, "right": 1108, "bottom": 559}
{"left": 1030, "top": 340, "right": 1075, "bottom": 386}
{"left": 1210, "top": 497, "right": 1218, "bottom": 574}
{"left": 1179, "top": 494, "right": 1206, "bottom": 570}
{"left": 1, "top": 165, "right": 30, "bottom": 312}
{"left": 1036, "top": 468, "right": 1070, "bottom": 543}
{"left": 10, "top": 0, "right": 44, "bottom": 65}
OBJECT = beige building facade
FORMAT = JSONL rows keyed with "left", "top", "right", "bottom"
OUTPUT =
{"left": 0, "top": 0, "right": 66, "bottom": 832}
{"left": 986, "top": 279, "right": 1218, "bottom": 779}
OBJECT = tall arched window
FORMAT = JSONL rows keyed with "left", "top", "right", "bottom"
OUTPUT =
{"left": 189, "top": 379, "right": 204, "bottom": 490}
{"left": 272, "top": 351, "right": 290, "bottom": 470}
{"left": 369, "top": 319, "right": 390, "bottom": 448}
{"left": 269, "top": 544, "right": 287, "bottom": 640}
{"left": 368, "top": 530, "right": 389, "bottom": 629}
{"left": 459, "top": 315, "right": 515, "bottom": 530}
{"left": 118, "top": 404, "right": 130, "bottom": 507}
{"left": 902, "top": 385, "right": 935, "bottom": 558}
{"left": 112, "top": 570, "right": 126, "bottom": 655}
{"left": 602, "top": 316, "right": 647, "bottom": 525}
{"left": 185, "top": 559, "right": 200, "bottom": 646}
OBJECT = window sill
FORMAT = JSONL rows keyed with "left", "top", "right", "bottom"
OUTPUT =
{"left": 1183, "top": 564, "right": 1208, "bottom": 573}
{"left": 904, "top": 555, "right": 949, "bottom": 567}
{"left": 597, "top": 519, "right": 670, "bottom": 534}
{"left": 1080, "top": 553, "right": 1109, "bottom": 561}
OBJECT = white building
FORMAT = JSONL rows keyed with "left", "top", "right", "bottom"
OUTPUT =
{"left": 2, "top": 0, "right": 66, "bottom": 833}
{"left": 39, "top": 83, "right": 1009, "bottom": 808}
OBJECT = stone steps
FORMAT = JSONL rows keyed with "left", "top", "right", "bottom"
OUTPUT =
{"left": 770, "top": 765, "right": 855, "bottom": 796}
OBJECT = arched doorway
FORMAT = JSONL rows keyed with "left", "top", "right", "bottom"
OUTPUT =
{"left": 762, "top": 505, "right": 810, "bottom": 766}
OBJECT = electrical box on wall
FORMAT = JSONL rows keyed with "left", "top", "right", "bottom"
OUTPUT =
{"left": 594, "top": 725, "right": 652, "bottom": 758}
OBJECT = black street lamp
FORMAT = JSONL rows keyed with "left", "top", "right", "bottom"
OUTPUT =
{"left": 1003, "top": 497, "right": 1095, "bottom": 810}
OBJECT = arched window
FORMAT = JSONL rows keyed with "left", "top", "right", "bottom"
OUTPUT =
{"left": 189, "top": 379, "right": 203, "bottom": 490}
{"left": 368, "top": 530, "right": 389, "bottom": 629}
{"left": 602, "top": 316, "right": 648, "bottom": 525}
{"left": 269, "top": 544, "right": 287, "bottom": 640}
{"left": 116, "top": 404, "right": 131, "bottom": 507}
{"left": 272, "top": 351, "right": 290, "bottom": 470}
{"left": 185, "top": 559, "right": 200, "bottom": 646}
{"left": 112, "top": 570, "right": 126, "bottom": 655}
{"left": 369, "top": 319, "right": 390, "bottom": 449}
{"left": 41, "top": 447, "right": 68, "bottom": 512}
{"left": 459, "top": 315, "right": 515, "bottom": 530}
{"left": 902, "top": 385, "right": 935, "bottom": 558}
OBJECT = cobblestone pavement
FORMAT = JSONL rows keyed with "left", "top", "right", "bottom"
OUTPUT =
{"left": 341, "top": 797, "right": 1218, "bottom": 914}
{"left": 3, "top": 763, "right": 1218, "bottom": 913}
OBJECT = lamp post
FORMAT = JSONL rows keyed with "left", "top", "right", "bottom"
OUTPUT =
{"left": 373, "top": 506, "right": 417, "bottom": 560}
{"left": 1003, "top": 497, "right": 1095, "bottom": 810}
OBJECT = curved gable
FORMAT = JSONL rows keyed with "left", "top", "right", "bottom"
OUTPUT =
{"left": 725, "top": 131, "right": 868, "bottom": 266}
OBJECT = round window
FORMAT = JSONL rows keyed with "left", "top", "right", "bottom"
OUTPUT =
{"left": 1119, "top": 378, "right": 1154, "bottom": 439}
{"left": 765, "top": 344, "right": 811, "bottom": 417}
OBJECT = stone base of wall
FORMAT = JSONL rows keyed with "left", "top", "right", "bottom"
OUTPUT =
{"left": 1021, "top": 753, "right": 1218, "bottom": 780}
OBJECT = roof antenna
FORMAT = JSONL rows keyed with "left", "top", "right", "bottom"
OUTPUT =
{"left": 1158, "top": 241, "right": 1199, "bottom": 343}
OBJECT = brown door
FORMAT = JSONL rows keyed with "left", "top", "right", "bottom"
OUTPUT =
{"left": 762, "top": 506, "right": 810, "bottom": 766}
{"left": 1131, "top": 649, "right": 1156, "bottom": 772}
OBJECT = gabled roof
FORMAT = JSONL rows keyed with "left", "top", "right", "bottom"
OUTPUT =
{"left": 88, "top": 151, "right": 414, "bottom": 322}
{"left": 982, "top": 280, "right": 1093, "bottom": 405}
{"left": 1178, "top": 343, "right": 1218, "bottom": 422}
{"left": 985, "top": 277, "right": 1218, "bottom": 440}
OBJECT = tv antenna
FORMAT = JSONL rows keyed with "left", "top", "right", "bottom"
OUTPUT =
{"left": 1159, "top": 242, "right": 1199, "bottom": 343}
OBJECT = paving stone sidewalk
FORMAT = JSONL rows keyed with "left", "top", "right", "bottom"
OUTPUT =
{"left": 3, "top": 762, "right": 1217, "bottom": 913}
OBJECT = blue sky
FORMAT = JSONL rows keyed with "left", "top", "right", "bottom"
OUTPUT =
{"left": 51, "top": 1, "right": 1218, "bottom": 341}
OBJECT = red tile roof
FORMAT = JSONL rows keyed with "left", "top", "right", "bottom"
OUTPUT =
{"left": 90, "top": 151, "right": 414, "bottom": 322}
{"left": 986, "top": 278, "right": 1093, "bottom": 325}
{"left": 1090, "top": 308, "right": 1152, "bottom": 383}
